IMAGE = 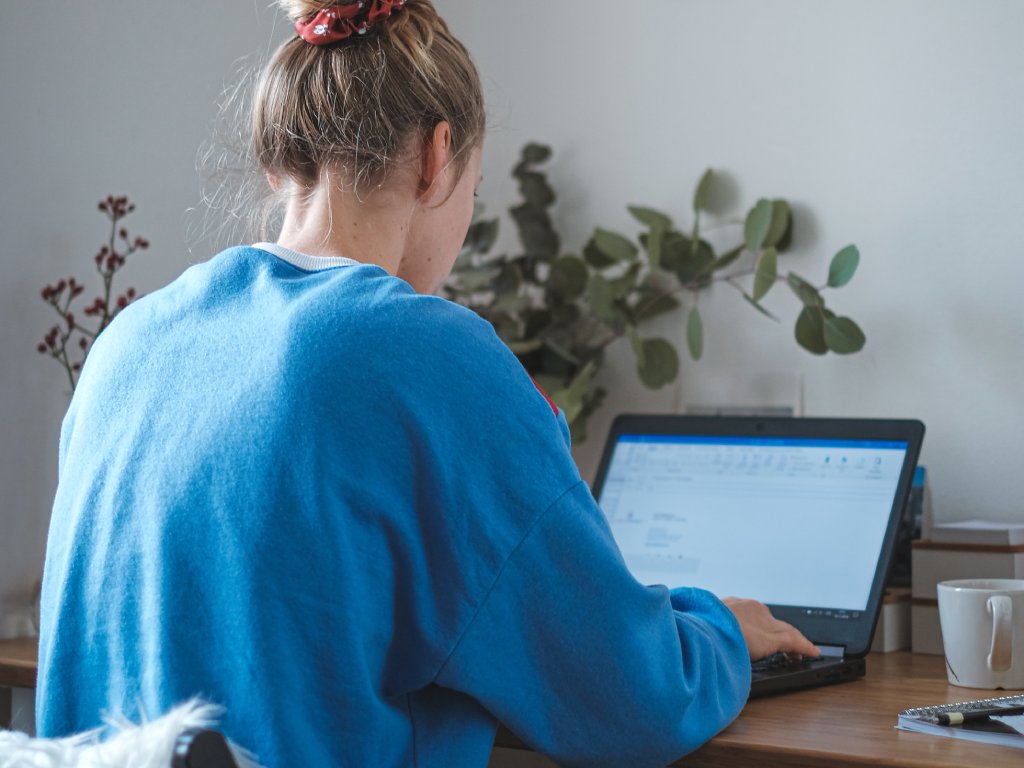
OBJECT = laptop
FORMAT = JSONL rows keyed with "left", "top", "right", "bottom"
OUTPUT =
{"left": 590, "top": 415, "right": 925, "bottom": 697}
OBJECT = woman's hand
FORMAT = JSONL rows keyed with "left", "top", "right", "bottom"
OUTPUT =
{"left": 721, "top": 597, "right": 820, "bottom": 660}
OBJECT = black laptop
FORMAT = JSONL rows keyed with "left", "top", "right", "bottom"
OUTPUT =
{"left": 590, "top": 415, "right": 925, "bottom": 697}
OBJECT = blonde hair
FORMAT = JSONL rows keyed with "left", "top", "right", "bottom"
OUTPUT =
{"left": 254, "top": 0, "right": 485, "bottom": 194}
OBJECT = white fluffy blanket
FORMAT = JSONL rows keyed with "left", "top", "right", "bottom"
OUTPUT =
{"left": 0, "top": 700, "right": 259, "bottom": 768}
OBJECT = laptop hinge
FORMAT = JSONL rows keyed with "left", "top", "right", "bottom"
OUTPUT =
{"left": 817, "top": 644, "right": 845, "bottom": 658}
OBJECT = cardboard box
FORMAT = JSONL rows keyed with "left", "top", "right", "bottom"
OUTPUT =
{"left": 871, "top": 587, "right": 911, "bottom": 653}
{"left": 911, "top": 541, "right": 1024, "bottom": 599}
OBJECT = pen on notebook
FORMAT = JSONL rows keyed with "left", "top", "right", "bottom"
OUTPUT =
{"left": 924, "top": 704, "right": 1024, "bottom": 725}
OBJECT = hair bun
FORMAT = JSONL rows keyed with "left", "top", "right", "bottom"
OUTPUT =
{"left": 278, "top": 1, "right": 344, "bottom": 24}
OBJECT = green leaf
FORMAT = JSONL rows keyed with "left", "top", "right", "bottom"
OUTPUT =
{"left": 539, "top": 347, "right": 574, "bottom": 378}
{"left": 787, "top": 273, "right": 823, "bottom": 307}
{"left": 492, "top": 263, "right": 526, "bottom": 312}
{"left": 583, "top": 239, "right": 617, "bottom": 268}
{"left": 548, "top": 256, "right": 588, "bottom": 300}
{"left": 552, "top": 304, "right": 581, "bottom": 327}
{"left": 634, "top": 292, "right": 681, "bottom": 323}
{"left": 608, "top": 263, "right": 641, "bottom": 298}
{"left": 627, "top": 324, "right": 645, "bottom": 367}
{"left": 518, "top": 171, "right": 556, "bottom": 208}
{"left": 494, "top": 262, "right": 522, "bottom": 296}
{"left": 795, "top": 306, "right": 829, "bottom": 355}
{"left": 693, "top": 169, "right": 714, "bottom": 213}
{"left": 552, "top": 360, "right": 598, "bottom": 424}
{"left": 462, "top": 217, "right": 499, "bottom": 255}
{"left": 707, "top": 244, "right": 744, "bottom": 274}
{"left": 742, "top": 291, "right": 780, "bottom": 321}
{"left": 764, "top": 200, "right": 791, "bottom": 249}
{"left": 553, "top": 390, "right": 583, "bottom": 426}
{"left": 687, "top": 306, "right": 704, "bottom": 360}
{"left": 828, "top": 245, "right": 860, "bottom": 288}
{"left": 674, "top": 239, "right": 715, "bottom": 284}
{"left": 628, "top": 206, "right": 673, "bottom": 231}
{"left": 744, "top": 198, "right": 773, "bottom": 251}
{"left": 587, "top": 274, "right": 616, "bottom": 323}
{"left": 524, "top": 309, "right": 553, "bottom": 338}
{"left": 520, "top": 143, "right": 552, "bottom": 165}
{"left": 592, "top": 228, "right": 639, "bottom": 262}
{"left": 544, "top": 338, "right": 580, "bottom": 365}
{"left": 824, "top": 315, "right": 866, "bottom": 354}
{"left": 637, "top": 338, "right": 680, "bottom": 388}
{"left": 510, "top": 204, "right": 559, "bottom": 258}
{"left": 646, "top": 226, "right": 664, "bottom": 271}
{"left": 752, "top": 247, "right": 778, "bottom": 302}
{"left": 452, "top": 266, "right": 501, "bottom": 292}
{"left": 522, "top": 224, "right": 560, "bottom": 259}
{"left": 657, "top": 231, "right": 691, "bottom": 273}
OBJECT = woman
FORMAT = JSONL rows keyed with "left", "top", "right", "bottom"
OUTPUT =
{"left": 37, "top": 2, "right": 816, "bottom": 766}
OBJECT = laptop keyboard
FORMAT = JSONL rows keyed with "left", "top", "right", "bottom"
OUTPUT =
{"left": 752, "top": 652, "right": 825, "bottom": 676}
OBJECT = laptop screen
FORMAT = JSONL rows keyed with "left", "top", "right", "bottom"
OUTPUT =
{"left": 598, "top": 434, "right": 909, "bottom": 614}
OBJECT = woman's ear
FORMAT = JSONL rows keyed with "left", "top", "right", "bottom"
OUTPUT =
{"left": 418, "top": 121, "right": 453, "bottom": 203}
{"left": 266, "top": 172, "right": 282, "bottom": 193}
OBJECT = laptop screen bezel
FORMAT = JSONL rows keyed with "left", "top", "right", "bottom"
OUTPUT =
{"left": 590, "top": 415, "right": 925, "bottom": 658}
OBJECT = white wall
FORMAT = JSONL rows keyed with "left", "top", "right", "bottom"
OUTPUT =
{"left": 1, "top": 1, "right": 1022, "bottom": 616}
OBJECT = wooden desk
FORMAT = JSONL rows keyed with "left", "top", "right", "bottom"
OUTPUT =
{"left": 0, "top": 637, "right": 37, "bottom": 689}
{"left": 0, "top": 636, "right": 37, "bottom": 729}
{"left": 684, "top": 652, "right": 1024, "bottom": 766}
{"left": 5, "top": 641, "right": 1023, "bottom": 765}
{"left": 496, "top": 653, "right": 1024, "bottom": 767}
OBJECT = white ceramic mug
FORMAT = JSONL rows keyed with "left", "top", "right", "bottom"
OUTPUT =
{"left": 937, "top": 579, "right": 1024, "bottom": 689}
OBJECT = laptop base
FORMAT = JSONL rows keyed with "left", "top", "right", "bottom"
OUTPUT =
{"left": 749, "top": 656, "right": 867, "bottom": 698}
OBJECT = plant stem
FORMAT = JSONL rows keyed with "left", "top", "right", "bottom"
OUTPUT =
{"left": 54, "top": 340, "right": 76, "bottom": 391}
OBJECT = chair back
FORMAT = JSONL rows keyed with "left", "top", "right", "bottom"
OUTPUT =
{"left": 173, "top": 729, "right": 239, "bottom": 768}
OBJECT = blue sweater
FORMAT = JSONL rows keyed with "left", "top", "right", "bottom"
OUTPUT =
{"left": 38, "top": 245, "right": 750, "bottom": 767}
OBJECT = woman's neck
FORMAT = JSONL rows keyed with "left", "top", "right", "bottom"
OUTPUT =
{"left": 275, "top": 175, "right": 416, "bottom": 276}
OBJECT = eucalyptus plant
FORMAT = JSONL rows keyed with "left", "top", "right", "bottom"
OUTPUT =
{"left": 445, "top": 144, "right": 865, "bottom": 442}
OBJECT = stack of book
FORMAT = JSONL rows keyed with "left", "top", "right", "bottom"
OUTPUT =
{"left": 871, "top": 587, "right": 911, "bottom": 653}
{"left": 911, "top": 520, "right": 1024, "bottom": 654}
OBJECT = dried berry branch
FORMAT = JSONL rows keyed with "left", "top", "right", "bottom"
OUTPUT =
{"left": 38, "top": 195, "right": 148, "bottom": 392}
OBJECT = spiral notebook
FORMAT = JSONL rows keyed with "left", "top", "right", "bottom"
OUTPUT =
{"left": 897, "top": 694, "right": 1024, "bottom": 748}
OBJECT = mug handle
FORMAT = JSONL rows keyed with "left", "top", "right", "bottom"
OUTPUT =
{"left": 987, "top": 595, "right": 1013, "bottom": 673}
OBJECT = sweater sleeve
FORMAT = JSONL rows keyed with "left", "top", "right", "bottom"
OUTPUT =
{"left": 434, "top": 481, "right": 752, "bottom": 768}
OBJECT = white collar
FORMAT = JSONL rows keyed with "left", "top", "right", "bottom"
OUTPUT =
{"left": 254, "top": 242, "right": 362, "bottom": 272}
